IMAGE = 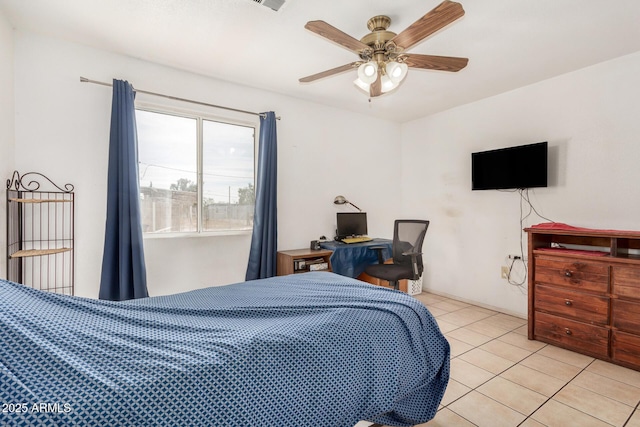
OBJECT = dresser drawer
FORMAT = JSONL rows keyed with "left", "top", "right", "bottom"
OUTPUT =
{"left": 612, "top": 298, "right": 640, "bottom": 335}
{"left": 612, "top": 330, "right": 640, "bottom": 369}
{"left": 534, "top": 284, "right": 609, "bottom": 325}
{"left": 612, "top": 265, "right": 640, "bottom": 300}
{"left": 534, "top": 256, "right": 609, "bottom": 293}
{"left": 535, "top": 311, "right": 609, "bottom": 358}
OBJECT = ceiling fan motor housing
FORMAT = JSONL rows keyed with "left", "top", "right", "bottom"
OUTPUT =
{"left": 360, "top": 15, "right": 398, "bottom": 62}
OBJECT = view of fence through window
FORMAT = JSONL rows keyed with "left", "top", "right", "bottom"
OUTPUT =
{"left": 136, "top": 109, "right": 256, "bottom": 234}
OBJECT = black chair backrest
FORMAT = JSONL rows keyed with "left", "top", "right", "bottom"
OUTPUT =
{"left": 392, "top": 220, "right": 430, "bottom": 277}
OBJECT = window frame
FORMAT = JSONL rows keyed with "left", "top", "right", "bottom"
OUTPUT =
{"left": 135, "top": 101, "right": 258, "bottom": 239}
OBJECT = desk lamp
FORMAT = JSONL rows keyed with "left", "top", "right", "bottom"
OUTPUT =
{"left": 333, "top": 195, "right": 362, "bottom": 211}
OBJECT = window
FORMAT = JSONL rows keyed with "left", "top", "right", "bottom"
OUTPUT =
{"left": 136, "top": 108, "right": 256, "bottom": 235}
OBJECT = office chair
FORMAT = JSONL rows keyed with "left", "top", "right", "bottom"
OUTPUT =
{"left": 364, "top": 220, "right": 429, "bottom": 291}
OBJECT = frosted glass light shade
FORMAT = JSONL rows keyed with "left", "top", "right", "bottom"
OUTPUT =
{"left": 380, "top": 74, "right": 397, "bottom": 93}
{"left": 357, "top": 62, "right": 378, "bottom": 84}
{"left": 353, "top": 78, "right": 370, "bottom": 93}
{"left": 386, "top": 61, "right": 408, "bottom": 84}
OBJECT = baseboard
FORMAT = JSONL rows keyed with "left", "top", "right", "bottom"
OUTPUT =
{"left": 420, "top": 287, "right": 526, "bottom": 320}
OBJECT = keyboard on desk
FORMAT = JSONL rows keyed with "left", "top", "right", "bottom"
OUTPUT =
{"left": 341, "top": 236, "right": 373, "bottom": 244}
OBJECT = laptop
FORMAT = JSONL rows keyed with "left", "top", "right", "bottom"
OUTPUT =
{"left": 336, "top": 212, "right": 373, "bottom": 244}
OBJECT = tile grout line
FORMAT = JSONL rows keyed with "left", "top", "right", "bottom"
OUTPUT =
{"left": 427, "top": 299, "right": 525, "bottom": 426}
{"left": 434, "top": 302, "right": 616, "bottom": 426}
{"left": 428, "top": 295, "right": 639, "bottom": 427}
{"left": 514, "top": 357, "right": 600, "bottom": 427}
{"left": 444, "top": 325, "right": 596, "bottom": 427}
{"left": 622, "top": 400, "right": 640, "bottom": 427}
{"left": 442, "top": 321, "right": 536, "bottom": 423}
{"left": 511, "top": 352, "right": 639, "bottom": 426}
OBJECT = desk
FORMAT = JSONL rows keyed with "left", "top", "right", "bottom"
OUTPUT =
{"left": 319, "top": 238, "right": 393, "bottom": 278}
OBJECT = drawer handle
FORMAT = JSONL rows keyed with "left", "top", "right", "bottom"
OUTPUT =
{"left": 565, "top": 270, "right": 573, "bottom": 277}
{"left": 565, "top": 328, "right": 572, "bottom": 335}
{"left": 565, "top": 299, "right": 573, "bottom": 306}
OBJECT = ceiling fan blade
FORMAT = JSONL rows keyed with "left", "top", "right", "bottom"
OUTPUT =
{"left": 391, "top": 1, "right": 465, "bottom": 51}
{"left": 305, "top": 21, "right": 372, "bottom": 55}
{"left": 404, "top": 54, "right": 468, "bottom": 72}
{"left": 299, "top": 62, "right": 358, "bottom": 83}
{"left": 369, "top": 73, "right": 382, "bottom": 97}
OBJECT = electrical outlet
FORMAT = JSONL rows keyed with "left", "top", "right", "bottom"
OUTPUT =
{"left": 501, "top": 266, "right": 509, "bottom": 279}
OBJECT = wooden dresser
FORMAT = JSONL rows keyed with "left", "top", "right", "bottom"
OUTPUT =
{"left": 526, "top": 225, "right": 640, "bottom": 370}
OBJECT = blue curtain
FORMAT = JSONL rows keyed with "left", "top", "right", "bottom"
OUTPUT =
{"left": 99, "top": 79, "right": 148, "bottom": 301}
{"left": 246, "top": 111, "right": 278, "bottom": 280}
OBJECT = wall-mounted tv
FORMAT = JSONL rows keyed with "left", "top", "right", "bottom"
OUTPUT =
{"left": 472, "top": 141, "right": 548, "bottom": 190}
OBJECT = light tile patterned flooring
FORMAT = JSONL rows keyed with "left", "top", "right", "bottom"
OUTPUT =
{"left": 380, "top": 291, "right": 640, "bottom": 427}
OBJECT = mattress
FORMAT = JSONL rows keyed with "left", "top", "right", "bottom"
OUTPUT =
{"left": 0, "top": 272, "right": 449, "bottom": 427}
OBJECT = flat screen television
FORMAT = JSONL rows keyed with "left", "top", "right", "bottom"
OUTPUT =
{"left": 472, "top": 141, "right": 548, "bottom": 190}
{"left": 336, "top": 212, "right": 368, "bottom": 238}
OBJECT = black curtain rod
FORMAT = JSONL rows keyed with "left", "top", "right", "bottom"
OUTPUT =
{"left": 79, "top": 77, "right": 281, "bottom": 120}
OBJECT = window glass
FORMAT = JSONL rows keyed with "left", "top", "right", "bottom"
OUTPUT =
{"left": 202, "top": 120, "right": 255, "bottom": 231}
{"left": 136, "top": 108, "right": 255, "bottom": 235}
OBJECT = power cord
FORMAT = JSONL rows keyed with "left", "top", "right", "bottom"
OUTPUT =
{"left": 506, "top": 256, "right": 526, "bottom": 292}
{"left": 499, "top": 188, "right": 555, "bottom": 290}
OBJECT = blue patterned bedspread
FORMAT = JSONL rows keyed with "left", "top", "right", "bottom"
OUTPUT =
{"left": 0, "top": 272, "right": 449, "bottom": 427}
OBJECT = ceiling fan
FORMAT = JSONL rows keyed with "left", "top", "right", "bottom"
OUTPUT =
{"left": 299, "top": 0, "right": 468, "bottom": 97}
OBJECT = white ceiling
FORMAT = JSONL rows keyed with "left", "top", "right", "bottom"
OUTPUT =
{"left": 2, "top": 0, "right": 640, "bottom": 123}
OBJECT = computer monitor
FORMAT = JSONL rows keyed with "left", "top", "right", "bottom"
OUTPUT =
{"left": 336, "top": 212, "right": 368, "bottom": 238}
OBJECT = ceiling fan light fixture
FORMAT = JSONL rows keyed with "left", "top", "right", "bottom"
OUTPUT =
{"left": 300, "top": 1, "right": 468, "bottom": 98}
{"left": 357, "top": 61, "right": 378, "bottom": 84}
{"left": 380, "top": 74, "right": 397, "bottom": 93}
{"left": 353, "top": 78, "right": 370, "bottom": 93}
{"left": 386, "top": 61, "right": 408, "bottom": 84}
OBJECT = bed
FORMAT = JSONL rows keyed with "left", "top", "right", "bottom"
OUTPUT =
{"left": 0, "top": 272, "right": 449, "bottom": 427}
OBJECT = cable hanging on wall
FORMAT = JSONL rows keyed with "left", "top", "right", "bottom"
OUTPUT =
{"left": 499, "top": 188, "right": 555, "bottom": 291}
{"left": 515, "top": 187, "right": 555, "bottom": 288}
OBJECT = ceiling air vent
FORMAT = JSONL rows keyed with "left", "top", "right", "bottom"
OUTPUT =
{"left": 252, "top": 0, "right": 285, "bottom": 12}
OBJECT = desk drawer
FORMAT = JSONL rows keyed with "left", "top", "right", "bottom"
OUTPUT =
{"left": 535, "top": 311, "right": 609, "bottom": 358}
{"left": 534, "top": 256, "right": 609, "bottom": 293}
{"left": 534, "top": 284, "right": 609, "bottom": 325}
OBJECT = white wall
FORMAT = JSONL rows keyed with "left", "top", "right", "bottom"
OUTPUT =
{"left": 0, "top": 10, "right": 14, "bottom": 279}
{"left": 12, "top": 31, "right": 402, "bottom": 298}
{"left": 16, "top": 28, "right": 638, "bottom": 315}
{"left": 401, "top": 51, "right": 640, "bottom": 317}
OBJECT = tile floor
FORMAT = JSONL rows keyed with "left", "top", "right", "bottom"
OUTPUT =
{"left": 380, "top": 291, "right": 640, "bottom": 427}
